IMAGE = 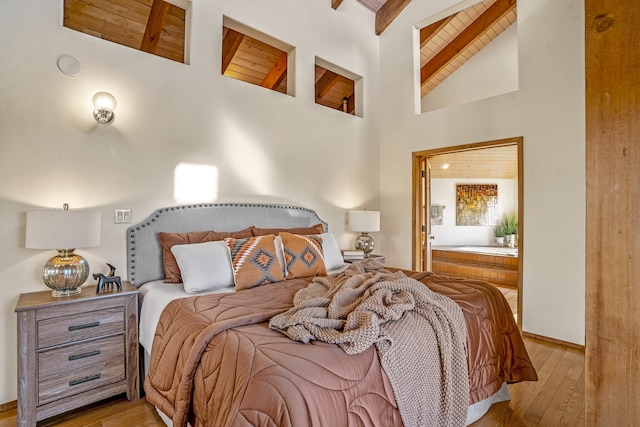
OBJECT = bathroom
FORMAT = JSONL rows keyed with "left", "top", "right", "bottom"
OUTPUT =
{"left": 429, "top": 172, "right": 519, "bottom": 289}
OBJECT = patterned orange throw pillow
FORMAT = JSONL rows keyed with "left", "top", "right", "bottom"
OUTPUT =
{"left": 225, "top": 235, "right": 284, "bottom": 290}
{"left": 280, "top": 232, "right": 326, "bottom": 279}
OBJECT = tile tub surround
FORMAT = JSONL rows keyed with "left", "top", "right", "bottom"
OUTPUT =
{"left": 431, "top": 246, "right": 518, "bottom": 288}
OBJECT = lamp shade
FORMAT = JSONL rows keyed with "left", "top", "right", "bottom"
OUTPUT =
{"left": 348, "top": 210, "right": 380, "bottom": 233}
{"left": 26, "top": 209, "right": 101, "bottom": 249}
{"left": 92, "top": 91, "right": 117, "bottom": 124}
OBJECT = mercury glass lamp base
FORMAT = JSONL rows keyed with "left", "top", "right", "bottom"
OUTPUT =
{"left": 52, "top": 288, "right": 82, "bottom": 297}
{"left": 42, "top": 249, "right": 89, "bottom": 297}
{"left": 93, "top": 108, "right": 115, "bottom": 124}
{"left": 354, "top": 232, "right": 375, "bottom": 256}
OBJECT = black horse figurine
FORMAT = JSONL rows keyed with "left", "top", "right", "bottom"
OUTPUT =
{"left": 94, "top": 263, "right": 122, "bottom": 293}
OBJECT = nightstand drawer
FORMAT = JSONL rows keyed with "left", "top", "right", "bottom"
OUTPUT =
{"left": 37, "top": 307, "right": 125, "bottom": 349}
{"left": 38, "top": 334, "right": 125, "bottom": 405}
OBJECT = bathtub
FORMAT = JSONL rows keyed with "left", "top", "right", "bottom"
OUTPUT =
{"left": 431, "top": 246, "right": 519, "bottom": 287}
{"left": 445, "top": 246, "right": 518, "bottom": 257}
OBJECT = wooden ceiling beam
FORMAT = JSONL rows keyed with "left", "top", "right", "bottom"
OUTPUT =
{"left": 261, "top": 52, "right": 288, "bottom": 89}
{"left": 420, "top": 15, "right": 454, "bottom": 48}
{"left": 222, "top": 28, "right": 245, "bottom": 74}
{"left": 140, "top": 0, "right": 170, "bottom": 53}
{"left": 331, "top": 0, "right": 344, "bottom": 10}
{"left": 420, "top": 0, "right": 516, "bottom": 87}
{"left": 315, "top": 70, "right": 340, "bottom": 100}
{"left": 375, "top": 0, "right": 412, "bottom": 35}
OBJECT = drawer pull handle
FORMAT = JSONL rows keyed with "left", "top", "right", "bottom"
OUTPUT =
{"left": 68, "top": 321, "right": 100, "bottom": 331}
{"left": 69, "top": 374, "right": 101, "bottom": 387}
{"left": 69, "top": 350, "right": 101, "bottom": 361}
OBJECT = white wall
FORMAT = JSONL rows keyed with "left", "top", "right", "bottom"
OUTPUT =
{"left": 378, "top": 0, "right": 585, "bottom": 344}
{"left": 0, "top": 0, "right": 380, "bottom": 404}
{"left": 431, "top": 178, "right": 517, "bottom": 246}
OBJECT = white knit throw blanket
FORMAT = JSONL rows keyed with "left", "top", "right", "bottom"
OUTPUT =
{"left": 269, "top": 259, "right": 469, "bottom": 427}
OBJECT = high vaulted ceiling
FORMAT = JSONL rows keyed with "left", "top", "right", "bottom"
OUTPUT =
{"left": 333, "top": 0, "right": 411, "bottom": 35}
{"left": 63, "top": 0, "right": 516, "bottom": 113}
{"left": 418, "top": 0, "right": 516, "bottom": 97}
{"left": 337, "top": 0, "right": 517, "bottom": 99}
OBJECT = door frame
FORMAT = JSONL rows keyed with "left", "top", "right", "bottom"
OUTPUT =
{"left": 412, "top": 136, "right": 523, "bottom": 328}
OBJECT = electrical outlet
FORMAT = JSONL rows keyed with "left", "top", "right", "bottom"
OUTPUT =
{"left": 115, "top": 209, "right": 131, "bottom": 224}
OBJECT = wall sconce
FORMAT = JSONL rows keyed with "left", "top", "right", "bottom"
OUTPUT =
{"left": 348, "top": 210, "right": 380, "bottom": 256}
{"left": 25, "top": 204, "right": 101, "bottom": 296}
{"left": 93, "top": 91, "right": 117, "bottom": 124}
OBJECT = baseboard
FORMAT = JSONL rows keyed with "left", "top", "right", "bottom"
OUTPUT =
{"left": 523, "top": 331, "right": 585, "bottom": 352}
{"left": 0, "top": 400, "right": 17, "bottom": 413}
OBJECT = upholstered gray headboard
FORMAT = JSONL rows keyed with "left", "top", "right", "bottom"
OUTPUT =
{"left": 126, "top": 203, "right": 327, "bottom": 287}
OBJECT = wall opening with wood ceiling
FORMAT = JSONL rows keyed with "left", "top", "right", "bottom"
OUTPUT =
{"left": 63, "top": 0, "right": 191, "bottom": 64}
{"left": 416, "top": 0, "right": 518, "bottom": 113}
{"left": 315, "top": 57, "right": 362, "bottom": 117}
{"left": 222, "top": 16, "right": 293, "bottom": 96}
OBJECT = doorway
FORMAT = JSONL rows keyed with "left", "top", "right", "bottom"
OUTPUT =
{"left": 412, "top": 137, "right": 523, "bottom": 327}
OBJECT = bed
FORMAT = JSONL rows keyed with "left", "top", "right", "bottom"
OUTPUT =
{"left": 127, "top": 203, "right": 537, "bottom": 427}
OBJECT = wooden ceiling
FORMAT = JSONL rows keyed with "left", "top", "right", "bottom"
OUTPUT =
{"left": 333, "top": 0, "right": 412, "bottom": 35}
{"left": 63, "top": 0, "right": 516, "bottom": 109}
{"left": 314, "top": 66, "right": 356, "bottom": 114}
{"left": 429, "top": 145, "right": 518, "bottom": 179}
{"left": 340, "top": 0, "right": 518, "bottom": 97}
{"left": 418, "top": 0, "right": 517, "bottom": 98}
{"left": 220, "top": 26, "right": 356, "bottom": 114}
{"left": 337, "top": 0, "right": 517, "bottom": 99}
{"left": 63, "top": 0, "right": 186, "bottom": 63}
{"left": 222, "top": 27, "right": 288, "bottom": 94}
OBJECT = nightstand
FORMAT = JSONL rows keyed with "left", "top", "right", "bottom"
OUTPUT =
{"left": 15, "top": 282, "right": 140, "bottom": 426}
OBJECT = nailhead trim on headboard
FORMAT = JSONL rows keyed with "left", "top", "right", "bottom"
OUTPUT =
{"left": 126, "top": 203, "right": 328, "bottom": 287}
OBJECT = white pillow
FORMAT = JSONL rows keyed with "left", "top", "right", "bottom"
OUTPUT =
{"left": 320, "top": 232, "right": 345, "bottom": 271}
{"left": 273, "top": 235, "right": 287, "bottom": 276}
{"left": 170, "top": 241, "right": 234, "bottom": 293}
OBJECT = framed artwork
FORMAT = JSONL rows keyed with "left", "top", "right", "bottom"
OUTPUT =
{"left": 456, "top": 184, "right": 498, "bottom": 226}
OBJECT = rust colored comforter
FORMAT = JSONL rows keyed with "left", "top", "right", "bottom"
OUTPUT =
{"left": 144, "top": 271, "right": 537, "bottom": 427}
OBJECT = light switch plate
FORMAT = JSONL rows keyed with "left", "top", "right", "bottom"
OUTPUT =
{"left": 115, "top": 209, "right": 131, "bottom": 224}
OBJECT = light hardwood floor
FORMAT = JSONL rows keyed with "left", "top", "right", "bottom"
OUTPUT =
{"left": 0, "top": 337, "right": 584, "bottom": 427}
{"left": 471, "top": 337, "right": 585, "bottom": 426}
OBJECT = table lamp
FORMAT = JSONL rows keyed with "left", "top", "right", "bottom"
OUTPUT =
{"left": 25, "top": 204, "right": 101, "bottom": 297}
{"left": 348, "top": 210, "right": 380, "bottom": 256}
